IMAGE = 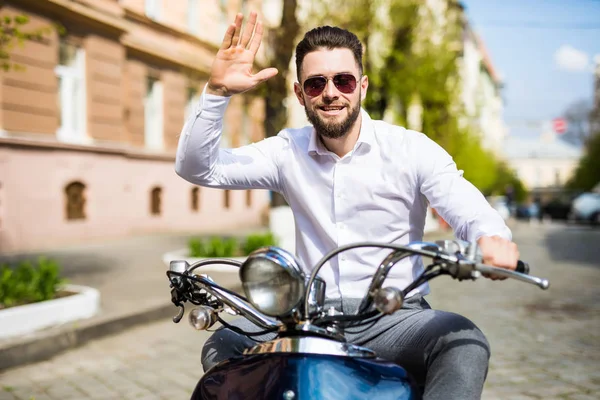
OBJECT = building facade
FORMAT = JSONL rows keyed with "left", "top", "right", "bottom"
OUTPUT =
{"left": 503, "top": 129, "right": 582, "bottom": 190}
{"left": 0, "top": 0, "right": 270, "bottom": 253}
{"left": 460, "top": 24, "right": 506, "bottom": 156}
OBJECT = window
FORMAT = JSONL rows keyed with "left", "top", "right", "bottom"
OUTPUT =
{"left": 65, "top": 181, "right": 86, "bottom": 220}
{"left": 55, "top": 40, "right": 87, "bottom": 143}
{"left": 185, "top": 86, "right": 199, "bottom": 122}
{"left": 187, "top": 0, "right": 199, "bottom": 34}
{"left": 246, "top": 190, "right": 252, "bottom": 208}
{"left": 151, "top": 187, "right": 162, "bottom": 215}
{"left": 224, "top": 190, "right": 231, "bottom": 209}
{"left": 191, "top": 187, "right": 200, "bottom": 211}
{"left": 144, "top": 76, "right": 164, "bottom": 150}
{"left": 145, "top": 0, "right": 161, "bottom": 20}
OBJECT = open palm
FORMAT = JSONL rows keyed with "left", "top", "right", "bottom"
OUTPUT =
{"left": 208, "top": 12, "right": 278, "bottom": 96}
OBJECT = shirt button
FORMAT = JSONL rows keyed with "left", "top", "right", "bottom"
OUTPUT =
{"left": 338, "top": 223, "right": 345, "bottom": 229}
{"left": 340, "top": 255, "right": 347, "bottom": 261}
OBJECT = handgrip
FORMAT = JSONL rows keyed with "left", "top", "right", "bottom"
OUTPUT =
{"left": 516, "top": 260, "right": 529, "bottom": 275}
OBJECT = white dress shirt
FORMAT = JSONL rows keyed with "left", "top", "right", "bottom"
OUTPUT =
{"left": 175, "top": 90, "right": 511, "bottom": 299}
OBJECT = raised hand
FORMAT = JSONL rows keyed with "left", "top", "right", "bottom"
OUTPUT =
{"left": 207, "top": 12, "right": 278, "bottom": 97}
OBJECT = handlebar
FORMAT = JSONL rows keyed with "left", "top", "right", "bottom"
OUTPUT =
{"left": 168, "top": 239, "right": 550, "bottom": 334}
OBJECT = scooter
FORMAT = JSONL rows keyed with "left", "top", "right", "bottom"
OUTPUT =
{"left": 167, "top": 239, "right": 550, "bottom": 399}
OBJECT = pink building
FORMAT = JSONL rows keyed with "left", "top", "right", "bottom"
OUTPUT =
{"left": 0, "top": 0, "right": 270, "bottom": 253}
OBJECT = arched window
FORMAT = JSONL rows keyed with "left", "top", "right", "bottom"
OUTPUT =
{"left": 246, "top": 190, "right": 252, "bottom": 208}
{"left": 224, "top": 190, "right": 231, "bottom": 209}
{"left": 151, "top": 186, "right": 162, "bottom": 215}
{"left": 191, "top": 187, "right": 200, "bottom": 211}
{"left": 65, "top": 181, "right": 86, "bottom": 220}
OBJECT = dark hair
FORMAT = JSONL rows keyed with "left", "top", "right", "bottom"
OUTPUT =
{"left": 295, "top": 26, "right": 363, "bottom": 81}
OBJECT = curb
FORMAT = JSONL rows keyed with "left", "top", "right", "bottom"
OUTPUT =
{"left": 0, "top": 302, "right": 176, "bottom": 371}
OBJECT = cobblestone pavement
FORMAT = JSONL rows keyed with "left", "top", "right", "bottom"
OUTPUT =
{"left": 427, "top": 221, "right": 600, "bottom": 400}
{"left": 0, "top": 221, "right": 598, "bottom": 400}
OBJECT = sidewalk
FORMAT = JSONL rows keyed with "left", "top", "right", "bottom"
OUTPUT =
{"left": 0, "top": 228, "right": 453, "bottom": 371}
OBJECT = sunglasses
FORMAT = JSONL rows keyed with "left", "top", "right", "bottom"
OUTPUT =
{"left": 302, "top": 73, "right": 359, "bottom": 97}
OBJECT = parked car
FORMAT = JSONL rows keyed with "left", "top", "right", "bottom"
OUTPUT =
{"left": 540, "top": 194, "right": 579, "bottom": 221}
{"left": 570, "top": 191, "right": 600, "bottom": 225}
{"left": 515, "top": 202, "right": 540, "bottom": 221}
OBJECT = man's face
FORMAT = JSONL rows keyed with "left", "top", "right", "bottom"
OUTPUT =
{"left": 294, "top": 48, "right": 368, "bottom": 139}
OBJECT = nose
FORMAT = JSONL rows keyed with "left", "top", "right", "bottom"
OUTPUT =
{"left": 322, "top": 78, "right": 338, "bottom": 99}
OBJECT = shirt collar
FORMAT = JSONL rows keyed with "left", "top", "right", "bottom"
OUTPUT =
{"left": 307, "top": 108, "right": 375, "bottom": 156}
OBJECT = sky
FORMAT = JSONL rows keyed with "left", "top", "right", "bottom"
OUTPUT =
{"left": 460, "top": 0, "right": 600, "bottom": 139}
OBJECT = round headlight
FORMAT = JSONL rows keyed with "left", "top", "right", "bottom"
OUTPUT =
{"left": 239, "top": 247, "right": 305, "bottom": 317}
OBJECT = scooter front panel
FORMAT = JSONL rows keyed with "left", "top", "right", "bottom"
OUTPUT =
{"left": 194, "top": 353, "right": 418, "bottom": 400}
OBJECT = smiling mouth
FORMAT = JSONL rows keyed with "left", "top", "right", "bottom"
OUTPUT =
{"left": 319, "top": 105, "right": 345, "bottom": 116}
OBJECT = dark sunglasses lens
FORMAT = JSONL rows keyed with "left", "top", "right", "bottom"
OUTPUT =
{"left": 304, "top": 77, "right": 327, "bottom": 96}
{"left": 333, "top": 74, "right": 357, "bottom": 93}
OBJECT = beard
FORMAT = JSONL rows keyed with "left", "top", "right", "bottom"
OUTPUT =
{"left": 304, "top": 93, "right": 361, "bottom": 140}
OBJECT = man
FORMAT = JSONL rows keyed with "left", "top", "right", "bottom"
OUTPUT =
{"left": 175, "top": 12, "right": 519, "bottom": 400}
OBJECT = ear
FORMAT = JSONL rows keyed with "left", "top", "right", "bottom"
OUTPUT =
{"left": 360, "top": 75, "right": 369, "bottom": 102}
{"left": 294, "top": 82, "right": 306, "bottom": 107}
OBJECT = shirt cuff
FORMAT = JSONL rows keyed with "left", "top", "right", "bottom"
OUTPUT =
{"left": 198, "top": 83, "right": 231, "bottom": 121}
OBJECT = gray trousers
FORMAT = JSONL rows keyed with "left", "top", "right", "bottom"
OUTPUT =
{"left": 201, "top": 296, "right": 490, "bottom": 400}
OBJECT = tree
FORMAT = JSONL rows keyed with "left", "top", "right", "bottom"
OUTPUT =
{"left": 0, "top": 14, "right": 56, "bottom": 71}
{"left": 561, "top": 99, "right": 593, "bottom": 147}
{"left": 299, "top": 0, "right": 525, "bottom": 196}
{"left": 489, "top": 162, "right": 528, "bottom": 202}
{"left": 261, "top": 0, "right": 301, "bottom": 207}
{"left": 567, "top": 129, "right": 600, "bottom": 191}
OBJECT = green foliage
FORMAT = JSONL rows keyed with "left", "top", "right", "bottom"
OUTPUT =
{"left": 489, "top": 162, "right": 529, "bottom": 202}
{"left": 311, "top": 0, "right": 529, "bottom": 196}
{"left": 0, "top": 258, "right": 67, "bottom": 309}
{"left": 452, "top": 131, "right": 498, "bottom": 193}
{"left": 189, "top": 237, "right": 238, "bottom": 258}
{"left": 189, "top": 232, "right": 279, "bottom": 258}
{"left": 0, "top": 14, "right": 62, "bottom": 72}
{"left": 567, "top": 131, "right": 600, "bottom": 191}
{"left": 240, "top": 232, "right": 278, "bottom": 255}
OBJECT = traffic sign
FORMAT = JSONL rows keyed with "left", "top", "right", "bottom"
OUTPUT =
{"left": 552, "top": 117, "right": 567, "bottom": 134}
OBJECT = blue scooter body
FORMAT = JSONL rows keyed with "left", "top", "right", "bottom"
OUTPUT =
{"left": 193, "top": 353, "right": 420, "bottom": 399}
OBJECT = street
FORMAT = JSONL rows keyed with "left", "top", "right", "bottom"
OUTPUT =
{"left": 0, "top": 221, "right": 599, "bottom": 400}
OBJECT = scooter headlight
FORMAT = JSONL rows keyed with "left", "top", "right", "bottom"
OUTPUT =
{"left": 239, "top": 247, "right": 305, "bottom": 317}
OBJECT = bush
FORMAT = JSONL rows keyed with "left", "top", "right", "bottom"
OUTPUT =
{"left": 240, "top": 232, "right": 278, "bottom": 255}
{"left": 188, "top": 232, "right": 279, "bottom": 258}
{"left": 0, "top": 257, "right": 66, "bottom": 309}
{"left": 189, "top": 236, "right": 238, "bottom": 258}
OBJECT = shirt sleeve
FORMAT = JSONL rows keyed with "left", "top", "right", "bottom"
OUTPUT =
{"left": 175, "top": 85, "right": 286, "bottom": 192}
{"left": 415, "top": 133, "right": 512, "bottom": 242}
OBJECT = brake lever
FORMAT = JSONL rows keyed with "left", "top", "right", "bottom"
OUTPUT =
{"left": 475, "top": 264, "right": 550, "bottom": 290}
{"left": 173, "top": 304, "right": 185, "bottom": 323}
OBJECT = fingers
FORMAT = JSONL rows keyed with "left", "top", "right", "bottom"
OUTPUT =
{"left": 248, "top": 20, "right": 264, "bottom": 55}
{"left": 220, "top": 23, "right": 235, "bottom": 50}
{"left": 224, "top": 12, "right": 263, "bottom": 53}
{"left": 239, "top": 11, "right": 257, "bottom": 48}
{"left": 253, "top": 67, "right": 278, "bottom": 84}
{"left": 231, "top": 13, "right": 243, "bottom": 47}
